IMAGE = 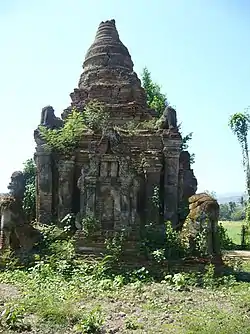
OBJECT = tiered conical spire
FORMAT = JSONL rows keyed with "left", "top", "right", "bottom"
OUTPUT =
{"left": 79, "top": 19, "right": 134, "bottom": 87}
{"left": 66, "top": 19, "right": 151, "bottom": 124}
{"left": 93, "top": 19, "right": 120, "bottom": 42}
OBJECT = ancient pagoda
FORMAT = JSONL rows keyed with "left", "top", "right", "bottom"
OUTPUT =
{"left": 34, "top": 19, "right": 197, "bottom": 244}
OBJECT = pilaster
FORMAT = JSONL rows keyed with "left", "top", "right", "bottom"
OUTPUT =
{"left": 162, "top": 131, "right": 182, "bottom": 227}
{"left": 34, "top": 145, "right": 53, "bottom": 224}
{"left": 57, "top": 156, "right": 75, "bottom": 220}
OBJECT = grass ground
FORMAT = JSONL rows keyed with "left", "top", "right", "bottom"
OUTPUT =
{"left": 0, "top": 255, "right": 249, "bottom": 333}
{"left": 220, "top": 220, "right": 244, "bottom": 245}
{"left": 0, "top": 224, "right": 249, "bottom": 334}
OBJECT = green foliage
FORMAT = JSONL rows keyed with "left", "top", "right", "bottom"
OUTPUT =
{"left": 0, "top": 303, "right": 29, "bottom": 331}
{"left": 195, "top": 228, "right": 209, "bottom": 256}
{"left": 141, "top": 67, "right": 195, "bottom": 162}
{"left": 121, "top": 119, "right": 157, "bottom": 134}
{"left": 163, "top": 264, "right": 236, "bottom": 291}
{"left": 74, "top": 307, "right": 104, "bottom": 333}
{"left": 229, "top": 110, "right": 250, "bottom": 232}
{"left": 219, "top": 202, "right": 246, "bottom": 221}
{"left": 143, "top": 221, "right": 186, "bottom": 261}
{"left": 39, "top": 101, "right": 109, "bottom": 156}
{"left": 60, "top": 213, "right": 77, "bottom": 233}
{"left": 125, "top": 316, "right": 142, "bottom": 330}
{"left": 104, "top": 230, "right": 127, "bottom": 260}
{"left": 152, "top": 186, "right": 160, "bottom": 209}
{"left": 218, "top": 223, "right": 235, "bottom": 250}
{"left": 22, "top": 158, "right": 36, "bottom": 222}
{"left": 80, "top": 215, "right": 101, "bottom": 239}
{"left": 181, "top": 131, "right": 193, "bottom": 150}
{"left": 83, "top": 100, "right": 110, "bottom": 132}
{"left": 141, "top": 67, "right": 167, "bottom": 117}
{"left": 229, "top": 111, "right": 250, "bottom": 148}
{"left": 23, "top": 158, "right": 36, "bottom": 184}
{"left": 0, "top": 219, "right": 247, "bottom": 333}
{"left": 219, "top": 203, "right": 233, "bottom": 221}
{"left": 0, "top": 249, "right": 20, "bottom": 271}
{"left": 39, "top": 109, "right": 86, "bottom": 155}
{"left": 181, "top": 132, "right": 195, "bottom": 164}
{"left": 164, "top": 273, "right": 188, "bottom": 291}
{"left": 151, "top": 249, "right": 166, "bottom": 263}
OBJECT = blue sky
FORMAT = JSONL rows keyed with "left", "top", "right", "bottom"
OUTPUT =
{"left": 0, "top": 0, "right": 249, "bottom": 195}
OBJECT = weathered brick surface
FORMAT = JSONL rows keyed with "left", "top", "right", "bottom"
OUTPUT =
{"left": 34, "top": 19, "right": 197, "bottom": 246}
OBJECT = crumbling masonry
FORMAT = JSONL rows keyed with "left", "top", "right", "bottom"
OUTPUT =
{"left": 34, "top": 19, "right": 197, "bottom": 245}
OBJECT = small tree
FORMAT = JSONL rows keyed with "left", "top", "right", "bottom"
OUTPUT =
{"left": 141, "top": 67, "right": 167, "bottom": 118}
{"left": 180, "top": 131, "right": 195, "bottom": 164}
{"left": 229, "top": 110, "right": 250, "bottom": 225}
{"left": 141, "top": 67, "right": 195, "bottom": 163}
{"left": 228, "top": 201, "right": 236, "bottom": 214}
{"left": 219, "top": 203, "right": 231, "bottom": 221}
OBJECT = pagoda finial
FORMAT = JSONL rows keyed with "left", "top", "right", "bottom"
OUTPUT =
{"left": 94, "top": 19, "right": 120, "bottom": 43}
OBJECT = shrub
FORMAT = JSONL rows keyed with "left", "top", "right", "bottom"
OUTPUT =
{"left": 22, "top": 158, "right": 36, "bottom": 222}
{"left": 73, "top": 307, "right": 104, "bottom": 333}
{"left": 39, "top": 109, "right": 86, "bottom": 155}
{"left": 39, "top": 100, "right": 109, "bottom": 156}
{"left": 218, "top": 223, "right": 235, "bottom": 250}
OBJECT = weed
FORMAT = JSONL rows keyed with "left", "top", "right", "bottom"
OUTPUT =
{"left": 74, "top": 307, "right": 104, "bottom": 333}
{"left": 0, "top": 303, "right": 30, "bottom": 331}
{"left": 125, "top": 316, "right": 143, "bottom": 330}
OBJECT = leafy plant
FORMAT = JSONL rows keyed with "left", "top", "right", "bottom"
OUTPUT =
{"left": 74, "top": 307, "right": 104, "bottom": 333}
{"left": 125, "top": 316, "right": 142, "bottom": 330}
{"left": 0, "top": 303, "right": 29, "bottom": 331}
{"left": 151, "top": 249, "right": 166, "bottom": 263}
{"left": 81, "top": 215, "right": 101, "bottom": 239}
{"left": 141, "top": 67, "right": 195, "bottom": 162}
{"left": 164, "top": 273, "right": 188, "bottom": 291}
{"left": 105, "top": 230, "right": 127, "bottom": 260}
{"left": 22, "top": 158, "right": 36, "bottom": 222}
{"left": 152, "top": 186, "right": 160, "bottom": 209}
{"left": 60, "top": 213, "right": 76, "bottom": 233}
{"left": 39, "top": 101, "right": 109, "bottom": 157}
{"left": 130, "top": 267, "right": 151, "bottom": 283}
{"left": 141, "top": 67, "right": 167, "bottom": 117}
{"left": 39, "top": 108, "right": 86, "bottom": 155}
{"left": 195, "top": 228, "right": 209, "bottom": 256}
{"left": 142, "top": 221, "right": 186, "bottom": 261}
{"left": 0, "top": 249, "right": 20, "bottom": 270}
{"left": 229, "top": 110, "right": 250, "bottom": 233}
{"left": 218, "top": 223, "right": 235, "bottom": 250}
{"left": 181, "top": 132, "right": 195, "bottom": 164}
{"left": 83, "top": 99, "right": 110, "bottom": 132}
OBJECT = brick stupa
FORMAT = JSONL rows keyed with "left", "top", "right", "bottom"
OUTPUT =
{"left": 34, "top": 19, "right": 197, "bottom": 251}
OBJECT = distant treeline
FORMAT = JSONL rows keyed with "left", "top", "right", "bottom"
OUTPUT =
{"left": 219, "top": 198, "right": 246, "bottom": 221}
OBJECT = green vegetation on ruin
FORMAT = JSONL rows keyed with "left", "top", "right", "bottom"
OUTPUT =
{"left": 0, "top": 221, "right": 249, "bottom": 334}
{"left": 5, "top": 67, "right": 250, "bottom": 334}
{"left": 38, "top": 68, "right": 194, "bottom": 162}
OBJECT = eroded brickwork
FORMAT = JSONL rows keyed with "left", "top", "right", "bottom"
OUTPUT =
{"left": 34, "top": 19, "right": 197, "bottom": 247}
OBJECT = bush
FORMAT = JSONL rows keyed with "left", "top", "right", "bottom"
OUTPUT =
{"left": 142, "top": 221, "right": 187, "bottom": 261}
{"left": 22, "top": 158, "right": 36, "bottom": 222}
{"left": 74, "top": 307, "right": 104, "bottom": 333}
{"left": 39, "top": 109, "right": 86, "bottom": 155}
{"left": 218, "top": 223, "right": 235, "bottom": 250}
{"left": 39, "top": 101, "right": 109, "bottom": 156}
